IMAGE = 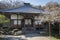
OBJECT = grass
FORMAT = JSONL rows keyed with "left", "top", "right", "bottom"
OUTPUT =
{"left": 50, "top": 36, "right": 60, "bottom": 40}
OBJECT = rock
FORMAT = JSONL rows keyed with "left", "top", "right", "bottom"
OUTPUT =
{"left": 8, "top": 29, "right": 19, "bottom": 35}
{"left": 8, "top": 31, "right": 14, "bottom": 35}
{"left": 15, "top": 31, "right": 23, "bottom": 35}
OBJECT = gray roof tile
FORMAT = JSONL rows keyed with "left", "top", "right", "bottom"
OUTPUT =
{"left": 0, "top": 4, "right": 45, "bottom": 14}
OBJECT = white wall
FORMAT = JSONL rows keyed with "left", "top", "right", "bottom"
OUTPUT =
{"left": 11, "top": 14, "right": 17, "bottom": 19}
{"left": 18, "top": 15, "right": 23, "bottom": 19}
{"left": 11, "top": 14, "right": 23, "bottom": 19}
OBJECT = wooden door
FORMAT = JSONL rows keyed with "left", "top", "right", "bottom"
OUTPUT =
{"left": 24, "top": 19, "right": 33, "bottom": 30}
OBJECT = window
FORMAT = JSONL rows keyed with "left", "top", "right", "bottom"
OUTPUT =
{"left": 18, "top": 20, "right": 21, "bottom": 25}
{"left": 14, "top": 20, "right": 21, "bottom": 25}
{"left": 35, "top": 20, "right": 41, "bottom": 25}
{"left": 25, "top": 19, "right": 31, "bottom": 25}
{"left": 14, "top": 20, "right": 17, "bottom": 25}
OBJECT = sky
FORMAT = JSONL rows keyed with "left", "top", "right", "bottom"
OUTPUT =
{"left": 21, "top": 0, "right": 60, "bottom": 6}
{"left": 0, "top": 0, "right": 60, "bottom": 6}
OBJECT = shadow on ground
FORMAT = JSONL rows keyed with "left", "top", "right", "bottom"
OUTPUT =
{"left": 24, "top": 33, "right": 48, "bottom": 38}
{"left": 0, "top": 37, "right": 27, "bottom": 40}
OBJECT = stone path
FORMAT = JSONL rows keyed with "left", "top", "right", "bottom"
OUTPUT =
{"left": 0, "top": 34, "right": 50, "bottom": 40}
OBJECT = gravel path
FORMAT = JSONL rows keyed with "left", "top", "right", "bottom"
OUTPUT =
{"left": 0, "top": 34, "right": 50, "bottom": 40}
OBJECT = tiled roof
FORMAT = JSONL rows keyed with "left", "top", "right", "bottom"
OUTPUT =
{"left": 0, "top": 3, "right": 45, "bottom": 14}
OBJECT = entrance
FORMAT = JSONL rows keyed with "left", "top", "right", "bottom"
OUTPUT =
{"left": 24, "top": 19, "right": 33, "bottom": 30}
{"left": 22, "top": 18, "right": 34, "bottom": 31}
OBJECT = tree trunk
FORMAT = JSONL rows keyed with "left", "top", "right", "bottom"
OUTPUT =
{"left": 49, "top": 22, "right": 51, "bottom": 36}
{"left": 59, "top": 23, "right": 60, "bottom": 36}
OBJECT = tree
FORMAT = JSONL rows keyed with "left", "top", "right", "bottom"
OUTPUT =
{"left": 44, "top": 2, "right": 60, "bottom": 11}
{"left": 0, "top": 15, "right": 8, "bottom": 23}
{"left": 0, "top": 0, "right": 24, "bottom": 9}
{"left": 0, "top": 14, "right": 9, "bottom": 27}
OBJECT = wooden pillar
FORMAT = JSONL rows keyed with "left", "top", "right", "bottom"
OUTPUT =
{"left": 24, "top": 18, "right": 25, "bottom": 28}
{"left": 31, "top": 18, "right": 33, "bottom": 30}
{"left": 32, "top": 16, "right": 35, "bottom": 30}
{"left": 10, "top": 14, "right": 11, "bottom": 28}
{"left": 23, "top": 15, "right": 25, "bottom": 29}
{"left": 8, "top": 13, "right": 11, "bottom": 28}
{"left": 17, "top": 14, "right": 18, "bottom": 28}
{"left": 22, "top": 19, "right": 24, "bottom": 27}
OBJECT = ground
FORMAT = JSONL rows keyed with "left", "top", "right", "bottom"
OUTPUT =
{"left": 26, "top": 36, "right": 50, "bottom": 40}
{"left": 0, "top": 33, "right": 60, "bottom": 40}
{"left": 50, "top": 37, "right": 60, "bottom": 40}
{"left": 0, "top": 34, "right": 51, "bottom": 40}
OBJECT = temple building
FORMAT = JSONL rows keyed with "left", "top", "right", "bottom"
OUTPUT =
{"left": 0, "top": 3, "right": 50, "bottom": 35}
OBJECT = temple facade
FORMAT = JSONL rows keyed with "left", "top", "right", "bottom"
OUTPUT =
{"left": 0, "top": 3, "right": 50, "bottom": 35}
